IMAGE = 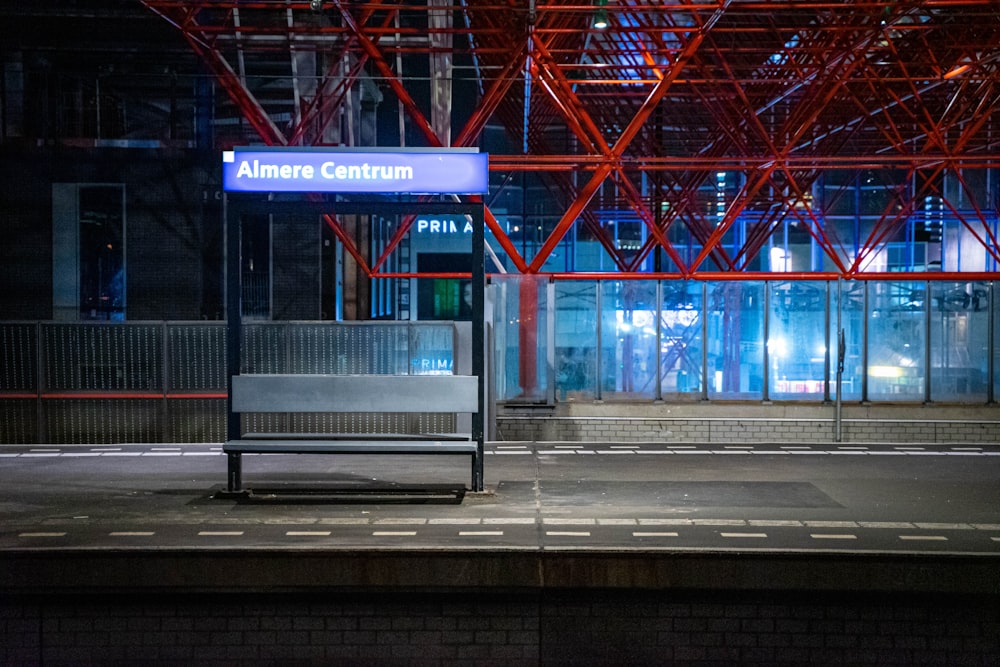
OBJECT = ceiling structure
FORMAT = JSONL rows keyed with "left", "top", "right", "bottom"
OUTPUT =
{"left": 20, "top": 1, "right": 1000, "bottom": 279}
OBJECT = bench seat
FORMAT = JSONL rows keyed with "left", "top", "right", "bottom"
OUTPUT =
{"left": 223, "top": 373, "right": 483, "bottom": 494}
{"left": 224, "top": 439, "right": 479, "bottom": 454}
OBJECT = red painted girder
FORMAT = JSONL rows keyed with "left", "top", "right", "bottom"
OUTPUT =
{"left": 489, "top": 155, "right": 1000, "bottom": 170}
{"left": 527, "top": 4, "right": 730, "bottom": 274}
{"left": 368, "top": 45, "right": 532, "bottom": 276}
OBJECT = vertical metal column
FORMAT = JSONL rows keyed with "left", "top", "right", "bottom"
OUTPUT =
{"left": 701, "top": 281, "right": 709, "bottom": 401}
{"left": 989, "top": 281, "right": 995, "bottom": 405}
{"left": 595, "top": 281, "right": 603, "bottom": 401}
{"left": 824, "top": 281, "right": 832, "bottom": 404}
{"left": 654, "top": 280, "right": 663, "bottom": 401}
{"left": 35, "top": 322, "right": 44, "bottom": 444}
{"left": 762, "top": 281, "right": 770, "bottom": 403}
{"left": 861, "top": 281, "right": 869, "bottom": 403}
{"left": 546, "top": 279, "right": 556, "bottom": 406}
{"left": 924, "top": 279, "right": 932, "bottom": 404}
{"left": 471, "top": 203, "right": 486, "bottom": 492}
{"left": 225, "top": 195, "right": 243, "bottom": 492}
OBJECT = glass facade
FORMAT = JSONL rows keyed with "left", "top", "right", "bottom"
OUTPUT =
{"left": 495, "top": 276, "right": 999, "bottom": 405}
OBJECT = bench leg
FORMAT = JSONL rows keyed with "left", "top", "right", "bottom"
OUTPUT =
{"left": 471, "top": 451, "right": 483, "bottom": 493}
{"left": 227, "top": 452, "right": 242, "bottom": 493}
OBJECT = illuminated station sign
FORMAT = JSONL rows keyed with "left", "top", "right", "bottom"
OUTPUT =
{"left": 223, "top": 147, "right": 489, "bottom": 195}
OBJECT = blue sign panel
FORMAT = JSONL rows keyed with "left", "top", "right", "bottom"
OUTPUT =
{"left": 222, "top": 148, "right": 489, "bottom": 194}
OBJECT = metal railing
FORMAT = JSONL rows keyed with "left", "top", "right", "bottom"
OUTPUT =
{"left": 0, "top": 320, "right": 457, "bottom": 444}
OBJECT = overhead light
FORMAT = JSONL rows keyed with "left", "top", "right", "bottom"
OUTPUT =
{"left": 310, "top": 0, "right": 324, "bottom": 11}
{"left": 943, "top": 63, "right": 971, "bottom": 80}
{"left": 944, "top": 54, "right": 977, "bottom": 80}
{"left": 592, "top": 0, "right": 608, "bottom": 29}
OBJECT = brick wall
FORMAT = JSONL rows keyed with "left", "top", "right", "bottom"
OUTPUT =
{"left": 497, "top": 415, "right": 1000, "bottom": 444}
{"left": 4, "top": 591, "right": 998, "bottom": 666}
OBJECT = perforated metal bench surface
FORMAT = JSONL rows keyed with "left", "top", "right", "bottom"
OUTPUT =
{"left": 224, "top": 374, "right": 482, "bottom": 494}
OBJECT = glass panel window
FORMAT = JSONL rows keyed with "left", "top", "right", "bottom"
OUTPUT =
{"left": 836, "top": 281, "right": 865, "bottom": 402}
{"left": 555, "top": 281, "right": 598, "bottom": 401}
{"left": 929, "top": 281, "right": 989, "bottom": 402}
{"left": 660, "top": 280, "right": 702, "bottom": 396}
{"left": 707, "top": 281, "right": 764, "bottom": 400}
{"left": 493, "top": 274, "right": 548, "bottom": 402}
{"left": 867, "top": 281, "right": 925, "bottom": 401}
{"left": 769, "top": 281, "right": 828, "bottom": 399}
{"left": 601, "top": 280, "right": 657, "bottom": 400}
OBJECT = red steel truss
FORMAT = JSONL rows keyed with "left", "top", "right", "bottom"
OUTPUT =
{"left": 142, "top": 0, "right": 1000, "bottom": 281}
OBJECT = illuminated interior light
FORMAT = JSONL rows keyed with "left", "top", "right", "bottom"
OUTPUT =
{"left": 592, "top": 0, "right": 608, "bottom": 29}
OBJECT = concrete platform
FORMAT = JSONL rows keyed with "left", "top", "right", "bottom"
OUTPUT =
{"left": 1, "top": 440, "right": 998, "bottom": 595}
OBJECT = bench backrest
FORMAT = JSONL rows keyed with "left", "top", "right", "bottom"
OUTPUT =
{"left": 231, "top": 374, "right": 479, "bottom": 414}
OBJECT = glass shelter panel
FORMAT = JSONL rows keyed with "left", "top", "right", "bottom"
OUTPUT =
{"left": 929, "top": 281, "right": 989, "bottom": 402}
{"left": 555, "top": 281, "right": 598, "bottom": 401}
{"left": 867, "top": 281, "right": 926, "bottom": 401}
{"left": 493, "top": 274, "right": 548, "bottom": 402}
{"left": 769, "top": 281, "right": 829, "bottom": 399}
{"left": 836, "top": 281, "right": 865, "bottom": 402}
{"left": 660, "top": 280, "right": 703, "bottom": 396}
{"left": 707, "top": 281, "right": 764, "bottom": 400}
{"left": 601, "top": 281, "right": 658, "bottom": 400}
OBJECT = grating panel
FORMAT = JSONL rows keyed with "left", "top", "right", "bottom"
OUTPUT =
{"left": 43, "top": 323, "right": 162, "bottom": 391}
{"left": 168, "top": 398, "right": 225, "bottom": 442}
{"left": 242, "top": 324, "right": 286, "bottom": 374}
{"left": 168, "top": 323, "right": 226, "bottom": 391}
{"left": 0, "top": 323, "right": 37, "bottom": 392}
{"left": 0, "top": 399, "right": 36, "bottom": 443}
{"left": 45, "top": 399, "right": 160, "bottom": 444}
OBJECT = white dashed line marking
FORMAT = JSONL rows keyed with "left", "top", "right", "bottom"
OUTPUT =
{"left": 546, "top": 531, "right": 591, "bottom": 537}
{"left": 805, "top": 521, "right": 858, "bottom": 528}
{"left": 991, "top": 537, "right": 1000, "bottom": 542}
{"left": 899, "top": 535, "right": 948, "bottom": 541}
{"left": 720, "top": 532, "right": 768, "bottom": 538}
{"left": 19, "top": 532, "right": 67, "bottom": 538}
{"left": 109, "top": 532, "right": 155, "bottom": 537}
{"left": 749, "top": 520, "right": 802, "bottom": 527}
{"left": 198, "top": 531, "right": 245, "bottom": 536}
{"left": 859, "top": 522, "right": 915, "bottom": 529}
{"left": 810, "top": 534, "right": 858, "bottom": 540}
{"left": 633, "top": 532, "right": 679, "bottom": 538}
{"left": 373, "top": 531, "right": 418, "bottom": 537}
{"left": 285, "top": 531, "right": 331, "bottom": 537}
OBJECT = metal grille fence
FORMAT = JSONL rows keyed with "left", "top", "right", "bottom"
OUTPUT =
{"left": 0, "top": 321, "right": 456, "bottom": 444}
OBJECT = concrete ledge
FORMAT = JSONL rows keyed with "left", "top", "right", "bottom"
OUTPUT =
{"left": 2, "top": 549, "right": 997, "bottom": 596}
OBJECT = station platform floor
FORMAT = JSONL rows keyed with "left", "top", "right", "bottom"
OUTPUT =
{"left": 1, "top": 440, "right": 999, "bottom": 596}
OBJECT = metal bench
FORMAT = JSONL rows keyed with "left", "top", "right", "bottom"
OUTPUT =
{"left": 223, "top": 373, "right": 482, "bottom": 494}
